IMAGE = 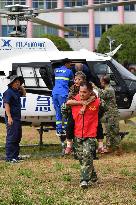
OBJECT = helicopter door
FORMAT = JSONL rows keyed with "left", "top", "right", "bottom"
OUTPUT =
{"left": 89, "top": 61, "right": 131, "bottom": 109}
{"left": 12, "top": 63, "right": 54, "bottom": 95}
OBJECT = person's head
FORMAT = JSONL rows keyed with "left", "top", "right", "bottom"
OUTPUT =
{"left": 75, "top": 63, "right": 83, "bottom": 71}
{"left": 8, "top": 75, "right": 24, "bottom": 89}
{"left": 129, "top": 67, "right": 136, "bottom": 74}
{"left": 79, "top": 82, "right": 93, "bottom": 101}
{"left": 74, "top": 71, "right": 86, "bottom": 87}
{"left": 100, "top": 75, "right": 110, "bottom": 88}
{"left": 62, "top": 58, "right": 72, "bottom": 68}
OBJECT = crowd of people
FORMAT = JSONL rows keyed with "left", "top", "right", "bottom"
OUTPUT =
{"left": 52, "top": 58, "right": 121, "bottom": 188}
{"left": 3, "top": 58, "right": 122, "bottom": 189}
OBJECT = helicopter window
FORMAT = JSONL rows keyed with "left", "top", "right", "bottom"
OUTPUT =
{"left": 93, "top": 62, "right": 118, "bottom": 86}
{"left": 16, "top": 66, "right": 50, "bottom": 88}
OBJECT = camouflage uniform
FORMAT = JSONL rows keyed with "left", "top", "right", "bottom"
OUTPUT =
{"left": 99, "top": 85, "right": 121, "bottom": 150}
{"left": 74, "top": 138, "right": 97, "bottom": 182}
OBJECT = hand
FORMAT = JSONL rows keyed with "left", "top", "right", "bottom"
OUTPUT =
{"left": 79, "top": 108, "right": 85, "bottom": 115}
{"left": 8, "top": 116, "right": 13, "bottom": 125}
{"left": 81, "top": 101, "right": 88, "bottom": 106}
{"left": 79, "top": 105, "right": 86, "bottom": 115}
{"left": 19, "top": 86, "right": 26, "bottom": 96}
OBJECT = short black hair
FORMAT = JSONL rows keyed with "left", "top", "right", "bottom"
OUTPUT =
{"left": 80, "top": 82, "right": 93, "bottom": 91}
{"left": 62, "top": 58, "right": 72, "bottom": 65}
{"left": 101, "top": 75, "right": 110, "bottom": 84}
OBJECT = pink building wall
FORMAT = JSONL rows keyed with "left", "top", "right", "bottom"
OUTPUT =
{"left": 118, "top": 0, "right": 125, "bottom": 24}
{"left": 88, "top": 0, "right": 95, "bottom": 51}
{"left": 0, "top": 17, "right": 2, "bottom": 37}
{"left": 26, "top": 0, "right": 33, "bottom": 38}
{"left": 57, "top": 0, "right": 64, "bottom": 38}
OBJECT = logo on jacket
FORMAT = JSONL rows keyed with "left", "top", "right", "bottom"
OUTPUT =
{"left": 89, "top": 105, "right": 96, "bottom": 111}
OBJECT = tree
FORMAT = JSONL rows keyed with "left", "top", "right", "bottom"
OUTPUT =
{"left": 40, "top": 34, "right": 73, "bottom": 51}
{"left": 97, "top": 24, "right": 136, "bottom": 64}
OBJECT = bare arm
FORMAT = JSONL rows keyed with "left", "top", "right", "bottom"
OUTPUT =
{"left": 4, "top": 103, "right": 13, "bottom": 125}
{"left": 66, "top": 99, "right": 84, "bottom": 106}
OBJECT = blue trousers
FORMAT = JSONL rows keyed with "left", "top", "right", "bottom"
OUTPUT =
{"left": 52, "top": 94, "right": 67, "bottom": 132}
{"left": 5, "top": 119, "right": 22, "bottom": 161}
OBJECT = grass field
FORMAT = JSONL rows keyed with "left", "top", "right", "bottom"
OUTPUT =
{"left": 0, "top": 119, "right": 136, "bottom": 205}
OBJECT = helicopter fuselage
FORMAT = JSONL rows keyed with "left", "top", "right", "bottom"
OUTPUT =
{"left": 0, "top": 37, "right": 136, "bottom": 126}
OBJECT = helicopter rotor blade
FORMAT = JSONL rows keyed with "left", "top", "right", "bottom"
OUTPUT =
{"left": 0, "top": 10, "right": 9, "bottom": 15}
{"left": 31, "top": 17, "right": 81, "bottom": 36}
{"left": 37, "top": 0, "right": 136, "bottom": 13}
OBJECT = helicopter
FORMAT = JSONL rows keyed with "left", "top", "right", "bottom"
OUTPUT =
{"left": 0, "top": 1, "right": 136, "bottom": 145}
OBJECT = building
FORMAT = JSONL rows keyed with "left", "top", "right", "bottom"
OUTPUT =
{"left": 0, "top": 0, "right": 135, "bottom": 51}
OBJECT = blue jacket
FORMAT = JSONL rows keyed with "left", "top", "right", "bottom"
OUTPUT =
{"left": 3, "top": 87, "right": 22, "bottom": 120}
{"left": 52, "top": 65, "right": 73, "bottom": 97}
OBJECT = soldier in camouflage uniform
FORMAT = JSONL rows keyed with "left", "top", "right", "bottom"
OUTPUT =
{"left": 99, "top": 75, "right": 121, "bottom": 151}
{"left": 67, "top": 82, "right": 100, "bottom": 188}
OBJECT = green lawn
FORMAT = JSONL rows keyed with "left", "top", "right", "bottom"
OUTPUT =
{"left": 0, "top": 119, "right": 136, "bottom": 205}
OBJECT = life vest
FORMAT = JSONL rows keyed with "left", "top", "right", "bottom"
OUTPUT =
{"left": 72, "top": 94, "right": 100, "bottom": 138}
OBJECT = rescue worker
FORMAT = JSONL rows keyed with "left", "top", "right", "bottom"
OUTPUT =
{"left": 99, "top": 75, "right": 121, "bottom": 152}
{"left": 52, "top": 58, "right": 73, "bottom": 137}
{"left": 67, "top": 82, "right": 100, "bottom": 188}
{"left": 3, "top": 75, "right": 26, "bottom": 163}
{"left": 63, "top": 71, "right": 96, "bottom": 155}
{"left": 64, "top": 71, "right": 87, "bottom": 154}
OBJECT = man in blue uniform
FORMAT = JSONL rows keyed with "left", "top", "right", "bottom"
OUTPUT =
{"left": 3, "top": 75, "right": 26, "bottom": 163}
{"left": 52, "top": 58, "right": 74, "bottom": 136}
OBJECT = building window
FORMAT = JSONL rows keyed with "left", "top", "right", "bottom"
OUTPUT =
{"left": 124, "top": 4, "right": 135, "bottom": 11}
{"left": 95, "top": 24, "right": 101, "bottom": 37}
{"left": 2, "top": 25, "right": 14, "bottom": 36}
{"left": 94, "top": 0, "right": 118, "bottom": 11}
{"left": 45, "top": 0, "right": 57, "bottom": 9}
{"left": 64, "top": 0, "right": 88, "bottom": 7}
{"left": 33, "top": 25, "right": 58, "bottom": 37}
{"left": 32, "top": 1, "right": 57, "bottom": 9}
{"left": 33, "top": 25, "right": 45, "bottom": 37}
{"left": 95, "top": 24, "right": 113, "bottom": 37}
{"left": 64, "top": 24, "right": 89, "bottom": 38}
{"left": 47, "top": 27, "right": 58, "bottom": 35}
{"left": 0, "top": 0, "right": 26, "bottom": 8}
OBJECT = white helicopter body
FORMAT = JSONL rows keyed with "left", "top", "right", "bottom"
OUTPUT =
{"left": 0, "top": 37, "right": 136, "bottom": 126}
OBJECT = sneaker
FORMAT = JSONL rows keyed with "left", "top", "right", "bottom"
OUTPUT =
{"left": 6, "top": 159, "right": 19, "bottom": 163}
{"left": 80, "top": 181, "right": 88, "bottom": 189}
{"left": 56, "top": 131, "right": 66, "bottom": 137}
{"left": 65, "top": 147, "right": 73, "bottom": 155}
{"left": 16, "top": 156, "right": 24, "bottom": 161}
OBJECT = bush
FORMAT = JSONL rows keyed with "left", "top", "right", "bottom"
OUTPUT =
{"left": 40, "top": 34, "right": 73, "bottom": 51}
{"left": 97, "top": 24, "right": 136, "bottom": 64}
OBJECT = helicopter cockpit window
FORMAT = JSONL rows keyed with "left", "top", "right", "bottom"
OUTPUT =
{"left": 93, "top": 62, "right": 118, "bottom": 86}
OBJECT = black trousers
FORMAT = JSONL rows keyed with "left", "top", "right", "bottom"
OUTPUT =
{"left": 5, "top": 119, "right": 22, "bottom": 161}
{"left": 66, "top": 112, "right": 75, "bottom": 140}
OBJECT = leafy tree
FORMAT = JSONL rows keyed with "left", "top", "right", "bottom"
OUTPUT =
{"left": 40, "top": 34, "right": 73, "bottom": 51}
{"left": 97, "top": 24, "right": 136, "bottom": 64}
